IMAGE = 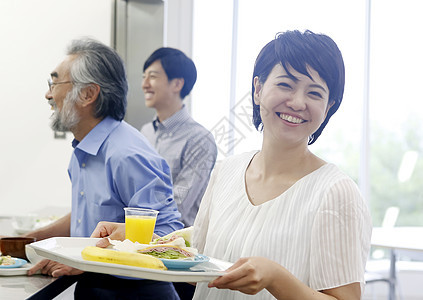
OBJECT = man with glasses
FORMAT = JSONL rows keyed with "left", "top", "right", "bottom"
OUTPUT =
{"left": 25, "top": 38, "right": 183, "bottom": 299}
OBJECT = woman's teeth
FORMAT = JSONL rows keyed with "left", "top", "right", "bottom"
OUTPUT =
{"left": 278, "top": 113, "right": 304, "bottom": 124}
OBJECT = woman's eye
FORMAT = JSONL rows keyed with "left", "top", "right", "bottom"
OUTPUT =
{"left": 309, "top": 91, "right": 323, "bottom": 99}
{"left": 277, "top": 82, "right": 292, "bottom": 89}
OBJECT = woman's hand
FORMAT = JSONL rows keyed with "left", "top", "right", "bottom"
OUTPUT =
{"left": 208, "top": 256, "right": 277, "bottom": 295}
{"left": 27, "top": 259, "right": 83, "bottom": 277}
{"left": 90, "top": 221, "right": 125, "bottom": 248}
{"left": 208, "top": 256, "right": 361, "bottom": 299}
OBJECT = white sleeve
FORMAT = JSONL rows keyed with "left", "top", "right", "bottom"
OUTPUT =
{"left": 309, "top": 177, "right": 372, "bottom": 291}
{"left": 192, "top": 161, "right": 222, "bottom": 253}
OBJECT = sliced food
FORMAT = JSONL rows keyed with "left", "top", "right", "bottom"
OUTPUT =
{"left": 138, "top": 245, "right": 196, "bottom": 260}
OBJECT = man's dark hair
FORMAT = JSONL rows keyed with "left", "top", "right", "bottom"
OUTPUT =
{"left": 144, "top": 47, "right": 197, "bottom": 99}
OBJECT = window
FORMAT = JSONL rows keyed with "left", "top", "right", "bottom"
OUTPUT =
{"left": 369, "top": 0, "right": 423, "bottom": 225}
{"left": 192, "top": 0, "right": 423, "bottom": 226}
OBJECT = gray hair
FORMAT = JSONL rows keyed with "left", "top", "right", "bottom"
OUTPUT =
{"left": 66, "top": 38, "right": 128, "bottom": 120}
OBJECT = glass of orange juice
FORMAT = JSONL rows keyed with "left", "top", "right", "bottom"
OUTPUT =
{"left": 124, "top": 207, "right": 159, "bottom": 244}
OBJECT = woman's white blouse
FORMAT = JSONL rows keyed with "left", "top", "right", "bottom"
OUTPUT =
{"left": 193, "top": 151, "right": 372, "bottom": 299}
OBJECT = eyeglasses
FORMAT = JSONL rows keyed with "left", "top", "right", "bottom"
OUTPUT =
{"left": 47, "top": 78, "right": 73, "bottom": 92}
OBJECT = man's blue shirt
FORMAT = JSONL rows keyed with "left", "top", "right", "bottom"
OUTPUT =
{"left": 69, "top": 116, "right": 183, "bottom": 237}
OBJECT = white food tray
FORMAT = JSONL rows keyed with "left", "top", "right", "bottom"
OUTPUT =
{"left": 28, "top": 237, "right": 231, "bottom": 282}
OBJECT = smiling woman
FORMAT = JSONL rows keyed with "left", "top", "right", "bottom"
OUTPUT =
{"left": 251, "top": 30, "right": 344, "bottom": 146}
{"left": 192, "top": 0, "right": 361, "bottom": 160}
{"left": 189, "top": 30, "right": 372, "bottom": 300}
{"left": 253, "top": 64, "right": 331, "bottom": 148}
{"left": 192, "top": 0, "right": 423, "bottom": 232}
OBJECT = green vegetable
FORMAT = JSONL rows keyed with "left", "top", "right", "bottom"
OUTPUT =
{"left": 145, "top": 250, "right": 186, "bottom": 259}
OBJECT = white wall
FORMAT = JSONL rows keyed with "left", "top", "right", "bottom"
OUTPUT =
{"left": 0, "top": 0, "right": 113, "bottom": 215}
{"left": 164, "top": 0, "right": 193, "bottom": 56}
{"left": 164, "top": 0, "right": 194, "bottom": 113}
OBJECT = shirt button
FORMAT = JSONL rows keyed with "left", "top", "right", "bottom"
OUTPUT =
{"left": 80, "top": 191, "right": 84, "bottom": 196}
{"left": 78, "top": 219, "right": 81, "bottom": 223}
{"left": 82, "top": 163, "right": 86, "bottom": 167}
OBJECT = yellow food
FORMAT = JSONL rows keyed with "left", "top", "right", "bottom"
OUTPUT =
{"left": 0, "top": 255, "right": 15, "bottom": 266}
{"left": 125, "top": 215, "right": 156, "bottom": 244}
{"left": 81, "top": 246, "right": 167, "bottom": 270}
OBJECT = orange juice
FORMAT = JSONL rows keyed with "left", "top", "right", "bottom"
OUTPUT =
{"left": 125, "top": 216, "right": 157, "bottom": 244}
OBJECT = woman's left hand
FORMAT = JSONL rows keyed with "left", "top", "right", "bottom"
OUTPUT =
{"left": 208, "top": 256, "right": 277, "bottom": 295}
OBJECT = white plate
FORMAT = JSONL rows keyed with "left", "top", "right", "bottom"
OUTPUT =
{"left": 28, "top": 237, "right": 231, "bottom": 282}
{"left": 12, "top": 216, "right": 59, "bottom": 235}
{"left": 0, "top": 214, "right": 13, "bottom": 220}
{"left": 0, "top": 262, "right": 33, "bottom": 276}
{"left": 13, "top": 226, "right": 34, "bottom": 235}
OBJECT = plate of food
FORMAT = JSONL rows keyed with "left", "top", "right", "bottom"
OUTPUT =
{"left": 136, "top": 243, "right": 210, "bottom": 269}
{"left": 110, "top": 227, "right": 210, "bottom": 270}
{"left": 0, "top": 256, "right": 28, "bottom": 268}
{"left": 0, "top": 255, "right": 32, "bottom": 276}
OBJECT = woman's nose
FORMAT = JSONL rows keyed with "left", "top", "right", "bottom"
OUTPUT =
{"left": 286, "top": 92, "right": 306, "bottom": 111}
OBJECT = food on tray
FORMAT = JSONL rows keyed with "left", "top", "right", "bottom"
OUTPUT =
{"left": 107, "top": 226, "right": 199, "bottom": 262}
{"left": 0, "top": 255, "right": 15, "bottom": 266}
{"left": 138, "top": 245, "right": 197, "bottom": 260}
{"left": 81, "top": 246, "right": 167, "bottom": 270}
{"left": 151, "top": 226, "right": 193, "bottom": 247}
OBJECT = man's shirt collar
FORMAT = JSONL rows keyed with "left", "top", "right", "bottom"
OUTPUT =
{"left": 72, "top": 116, "right": 120, "bottom": 156}
{"left": 152, "top": 105, "right": 190, "bottom": 133}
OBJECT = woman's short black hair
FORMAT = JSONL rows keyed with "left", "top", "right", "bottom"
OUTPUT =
{"left": 143, "top": 47, "right": 197, "bottom": 99}
{"left": 252, "top": 30, "right": 345, "bottom": 144}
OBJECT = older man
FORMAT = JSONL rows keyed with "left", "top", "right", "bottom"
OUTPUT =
{"left": 26, "top": 38, "right": 183, "bottom": 299}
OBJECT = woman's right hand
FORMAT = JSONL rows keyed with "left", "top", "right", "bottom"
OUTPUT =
{"left": 90, "top": 221, "right": 125, "bottom": 248}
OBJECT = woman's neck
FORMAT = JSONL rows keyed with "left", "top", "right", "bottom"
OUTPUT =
{"left": 254, "top": 137, "right": 325, "bottom": 180}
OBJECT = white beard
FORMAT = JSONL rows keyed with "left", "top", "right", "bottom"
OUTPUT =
{"left": 49, "top": 91, "right": 81, "bottom": 132}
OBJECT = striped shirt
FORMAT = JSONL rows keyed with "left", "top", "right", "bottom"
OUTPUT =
{"left": 141, "top": 106, "right": 217, "bottom": 227}
{"left": 193, "top": 151, "right": 372, "bottom": 299}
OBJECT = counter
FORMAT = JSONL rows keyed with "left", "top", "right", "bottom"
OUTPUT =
{"left": 1, "top": 274, "right": 56, "bottom": 300}
{"left": 0, "top": 215, "right": 75, "bottom": 299}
